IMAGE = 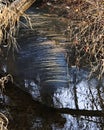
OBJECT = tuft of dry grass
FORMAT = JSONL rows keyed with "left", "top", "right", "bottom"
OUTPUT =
{"left": 0, "top": 4, "right": 20, "bottom": 50}
{"left": 65, "top": 0, "right": 104, "bottom": 78}
{"left": 0, "top": 0, "right": 35, "bottom": 51}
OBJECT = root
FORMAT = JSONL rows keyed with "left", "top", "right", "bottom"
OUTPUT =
{"left": 0, "top": 112, "right": 8, "bottom": 130}
{"left": 0, "top": 74, "right": 13, "bottom": 93}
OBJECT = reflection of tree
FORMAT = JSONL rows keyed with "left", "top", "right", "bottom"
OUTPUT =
{"left": 73, "top": 71, "right": 79, "bottom": 109}
{"left": 71, "top": 71, "right": 104, "bottom": 111}
{"left": 63, "top": 114, "right": 104, "bottom": 130}
{"left": 87, "top": 78, "right": 104, "bottom": 111}
{"left": 88, "top": 81, "right": 98, "bottom": 110}
{"left": 96, "top": 80, "right": 104, "bottom": 110}
{"left": 5, "top": 78, "right": 104, "bottom": 130}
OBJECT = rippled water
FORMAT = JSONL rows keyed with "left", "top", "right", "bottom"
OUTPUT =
{"left": 0, "top": 6, "right": 104, "bottom": 130}
{"left": 7, "top": 7, "right": 69, "bottom": 107}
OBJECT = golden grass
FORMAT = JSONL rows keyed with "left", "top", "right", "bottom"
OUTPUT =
{"left": 0, "top": 6, "right": 19, "bottom": 50}
{"left": 0, "top": 0, "right": 35, "bottom": 50}
{"left": 66, "top": 0, "right": 104, "bottom": 78}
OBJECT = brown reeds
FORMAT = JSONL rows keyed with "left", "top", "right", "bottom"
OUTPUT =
{"left": 0, "top": 0, "right": 36, "bottom": 49}
{"left": 65, "top": 0, "right": 104, "bottom": 78}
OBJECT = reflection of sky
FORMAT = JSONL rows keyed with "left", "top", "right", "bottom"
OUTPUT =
{"left": 53, "top": 68, "right": 104, "bottom": 110}
{"left": 62, "top": 114, "right": 102, "bottom": 130}
{"left": 24, "top": 79, "right": 41, "bottom": 100}
{"left": 24, "top": 68, "right": 104, "bottom": 111}
{"left": 30, "top": 114, "right": 103, "bottom": 130}
{"left": 76, "top": 80, "right": 101, "bottom": 110}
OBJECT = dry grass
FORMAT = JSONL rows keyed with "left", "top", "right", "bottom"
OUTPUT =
{"left": 0, "top": 74, "right": 13, "bottom": 130}
{"left": 0, "top": 4, "right": 20, "bottom": 50}
{"left": 0, "top": 112, "right": 8, "bottom": 130}
{"left": 0, "top": 0, "right": 35, "bottom": 51}
{"left": 65, "top": 0, "right": 104, "bottom": 78}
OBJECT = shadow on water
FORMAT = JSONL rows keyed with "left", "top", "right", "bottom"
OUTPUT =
{"left": 0, "top": 5, "right": 104, "bottom": 130}
{"left": 2, "top": 83, "right": 104, "bottom": 130}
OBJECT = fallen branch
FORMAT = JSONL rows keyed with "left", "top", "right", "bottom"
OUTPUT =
{"left": 0, "top": 0, "right": 36, "bottom": 27}
{"left": 55, "top": 108, "right": 104, "bottom": 117}
{"left": 10, "top": 0, "right": 36, "bottom": 15}
{"left": 0, "top": 112, "right": 8, "bottom": 130}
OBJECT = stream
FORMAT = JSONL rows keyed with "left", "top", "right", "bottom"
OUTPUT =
{"left": 0, "top": 4, "right": 104, "bottom": 130}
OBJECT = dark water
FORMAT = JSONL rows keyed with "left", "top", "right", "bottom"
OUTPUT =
{"left": 0, "top": 6, "right": 104, "bottom": 130}
{"left": 7, "top": 7, "right": 69, "bottom": 108}
{"left": 4, "top": 83, "right": 104, "bottom": 130}
{"left": 2, "top": 81, "right": 104, "bottom": 130}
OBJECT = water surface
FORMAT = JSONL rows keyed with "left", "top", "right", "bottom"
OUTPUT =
{"left": 0, "top": 6, "right": 104, "bottom": 130}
